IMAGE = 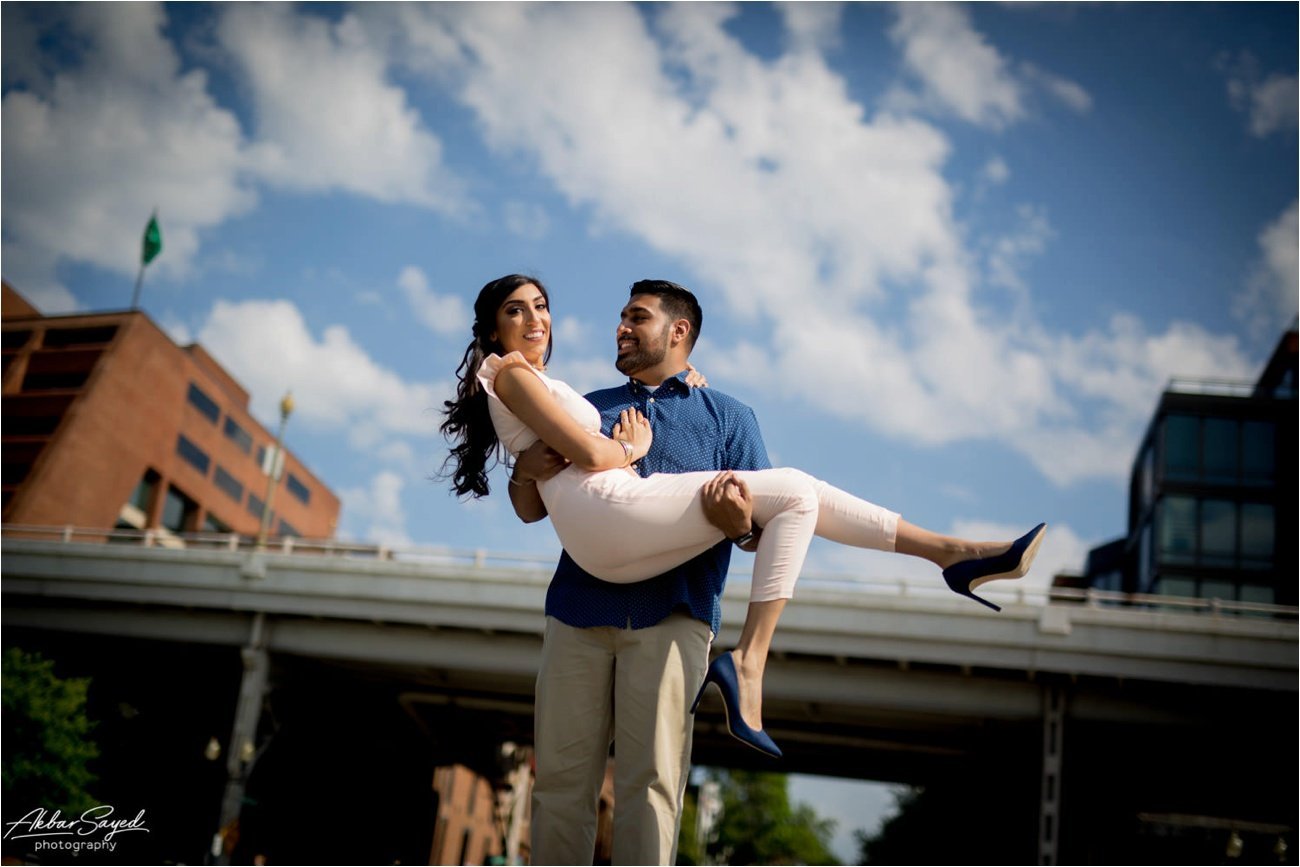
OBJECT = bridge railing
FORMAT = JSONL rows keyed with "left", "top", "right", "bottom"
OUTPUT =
{"left": 3, "top": 523, "right": 1296, "bottom": 621}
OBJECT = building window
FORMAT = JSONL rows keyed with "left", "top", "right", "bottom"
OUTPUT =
{"left": 1157, "top": 496, "right": 1196, "bottom": 564}
{"left": 176, "top": 435, "right": 211, "bottom": 475}
{"left": 1161, "top": 414, "right": 1199, "bottom": 481}
{"left": 1240, "top": 584, "right": 1275, "bottom": 605}
{"left": 278, "top": 518, "right": 300, "bottom": 538}
{"left": 1239, "top": 503, "right": 1275, "bottom": 564}
{"left": 214, "top": 466, "right": 244, "bottom": 503}
{"left": 247, "top": 494, "right": 272, "bottom": 525}
{"left": 286, "top": 473, "right": 311, "bottom": 505}
{"left": 1201, "top": 418, "right": 1238, "bottom": 483}
{"left": 1154, "top": 575, "right": 1196, "bottom": 597}
{"left": 186, "top": 382, "right": 221, "bottom": 424}
{"left": 42, "top": 325, "right": 118, "bottom": 347}
{"left": 224, "top": 417, "right": 253, "bottom": 454}
{"left": 1199, "top": 499, "right": 1236, "bottom": 566}
{"left": 130, "top": 470, "right": 160, "bottom": 513}
{"left": 161, "top": 486, "right": 198, "bottom": 532}
{"left": 203, "top": 513, "right": 231, "bottom": 533}
{"left": 1241, "top": 421, "right": 1275, "bottom": 483}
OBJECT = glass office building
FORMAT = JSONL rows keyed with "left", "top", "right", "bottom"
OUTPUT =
{"left": 1088, "top": 329, "right": 1296, "bottom": 606}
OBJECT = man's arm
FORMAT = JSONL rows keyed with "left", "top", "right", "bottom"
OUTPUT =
{"left": 507, "top": 441, "right": 570, "bottom": 523}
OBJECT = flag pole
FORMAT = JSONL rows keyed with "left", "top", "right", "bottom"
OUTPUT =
{"left": 131, "top": 263, "right": 145, "bottom": 311}
{"left": 134, "top": 209, "right": 163, "bottom": 311}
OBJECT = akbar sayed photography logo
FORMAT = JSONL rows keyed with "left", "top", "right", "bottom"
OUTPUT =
{"left": 3, "top": 804, "right": 149, "bottom": 856}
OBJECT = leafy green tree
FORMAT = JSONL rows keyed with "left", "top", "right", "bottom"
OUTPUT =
{"left": 856, "top": 779, "right": 1033, "bottom": 865}
{"left": 679, "top": 769, "right": 839, "bottom": 866}
{"left": 2, "top": 647, "right": 100, "bottom": 815}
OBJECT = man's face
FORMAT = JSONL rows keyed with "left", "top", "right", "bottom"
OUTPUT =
{"left": 615, "top": 294, "right": 675, "bottom": 375}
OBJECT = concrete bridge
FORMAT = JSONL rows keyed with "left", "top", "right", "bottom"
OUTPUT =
{"left": 3, "top": 526, "right": 1296, "bottom": 864}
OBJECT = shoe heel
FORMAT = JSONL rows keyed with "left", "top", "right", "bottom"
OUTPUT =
{"left": 964, "top": 590, "right": 1001, "bottom": 612}
{"left": 690, "top": 677, "right": 711, "bottom": 715}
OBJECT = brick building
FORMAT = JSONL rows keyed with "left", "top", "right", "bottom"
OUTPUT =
{"left": 2, "top": 283, "right": 339, "bottom": 540}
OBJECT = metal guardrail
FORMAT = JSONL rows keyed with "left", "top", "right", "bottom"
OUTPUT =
{"left": 1165, "top": 377, "right": 1257, "bottom": 397}
{"left": 2, "top": 523, "right": 1296, "bottom": 621}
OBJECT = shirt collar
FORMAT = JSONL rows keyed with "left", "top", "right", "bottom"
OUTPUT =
{"left": 628, "top": 370, "right": 691, "bottom": 395}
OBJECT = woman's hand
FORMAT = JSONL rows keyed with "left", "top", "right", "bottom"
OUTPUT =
{"left": 684, "top": 362, "right": 709, "bottom": 389}
{"left": 611, "top": 408, "right": 653, "bottom": 462}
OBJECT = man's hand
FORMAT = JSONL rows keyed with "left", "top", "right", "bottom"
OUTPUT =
{"left": 514, "top": 440, "right": 570, "bottom": 484}
{"left": 700, "top": 471, "right": 757, "bottom": 546}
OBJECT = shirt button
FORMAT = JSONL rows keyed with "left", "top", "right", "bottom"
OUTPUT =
{"left": 648, "top": 398, "right": 655, "bottom": 404}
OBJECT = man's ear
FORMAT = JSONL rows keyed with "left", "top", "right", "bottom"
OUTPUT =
{"left": 670, "top": 318, "right": 691, "bottom": 347}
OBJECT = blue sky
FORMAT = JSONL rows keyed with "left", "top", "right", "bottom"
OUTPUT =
{"left": 3, "top": 3, "right": 1296, "bottom": 855}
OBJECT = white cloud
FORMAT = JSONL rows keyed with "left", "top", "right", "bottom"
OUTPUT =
{"left": 339, "top": 470, "right": 411, "bottom": 548}
{"left": 887, "top": 4, "right": 1023, "bottom": 129}
{"left": 194, "top": 297, "right": 450, "bottom": 447}
{"left": 1021, "top": 62, "right": 1093, "bottom": 114}
{"left": 397, "top": 265, "right": 471, "bottom": 336}
{"left": 1, "top": 3, "right": 254, "bottom": 295}
{"left": 215, "top": 4, "right": 467, "bottom": 212}
{"left": 776, "top": 2, "right": 845, "bottom": 54}
{"left": 1223, "top": 52, "right": 1298, "bottom": 138}
{"left": 377, "top": 2, "right": 1257, "bottom": 489}
{"left": 982, "top": 156, "right": 1011, "bottom": 186}
{"left": 1235, "top": 200, "right": 1299, "bottom": 339}
{"left": 503, "top": 201, "right": 551, "bottom": 240}
{"left": 986, "top": 204, "right": 1054, "bottom": 293}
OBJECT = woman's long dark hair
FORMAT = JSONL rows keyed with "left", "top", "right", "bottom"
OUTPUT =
{"left": 440, "top": 274, "right": 552, "bottom": 498}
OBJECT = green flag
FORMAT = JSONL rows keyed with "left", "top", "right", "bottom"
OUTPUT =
{"left": 141, "top": 213, "right": 162, "bottom": 266}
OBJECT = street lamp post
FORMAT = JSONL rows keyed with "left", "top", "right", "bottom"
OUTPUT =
{"left": 255, "top": 392, "right": 294, "bottom": 549}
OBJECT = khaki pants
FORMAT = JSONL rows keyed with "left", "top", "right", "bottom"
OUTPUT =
{"left": 531, "top": 613, "right": 711, "bottom": 866}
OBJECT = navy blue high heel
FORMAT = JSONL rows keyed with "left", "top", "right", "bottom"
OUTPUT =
{"left": 690, "top": 652, "right": 782, "bottom": 759}
{"left": 942, "top": 523, "right": 1047, "bottom": 612}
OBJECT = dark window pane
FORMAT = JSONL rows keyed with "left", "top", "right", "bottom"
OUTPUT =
{"left": 1241, "top": 421, "right": 1275, "bottom": 481}
{"left": 248, "top": 494, "right": 272, "bottom": 526}
{"left": 278, "top": 518, "right": 300, "bottom": 538}
{"left": 176, "top": 435, "right": 211, "bottom": 475}
{"left": 1200, "top": 499, "right": 1236, "bottom": 565}
{"left": 286, "top": 473, "right": 310, "bottom": 505}
{"left": 130, "top": 472, "right": 158, "bottom": 512}
{"left": 1201, "top": 578, "right": 1235, "bottom": 602}
{"left": 1240, "top": 584, "right": 1275, "bottom": 605}
{"left": 161, "top": 486, "right": 196, "bottom": 532}
{"left": 1158, "top": 496, "right": 1196, "bottom": 564}
{"left": 187, "top": 383, "right": 220, "bottom": 424}
{"left": 2, "top": 329, "right": 32, "bottom": 350}
{"left": 203, "top": 513, "right": 231, "bottom": 533}
{"left": 214, "top": 465, "right": 244, "bottom": 503}
{"left": 1162, "top": 415, "right": 1198, "bottom": 480}
{"left": 224, "top": 417, "right": 253, "bottom": 454}
{"left": 1202, "top": 418, "right": 1237, "bottom": 483}
{"left": 1240, "top": 503, "right": 1274, "bottom": 562}
{"left": 1157, "top": 576, "right": 1196, "bottom": 597}
{"left": 42, "top": 326, "right": 117, "bottom": 347}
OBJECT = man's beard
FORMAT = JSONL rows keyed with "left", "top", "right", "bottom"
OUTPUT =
{"left": 615, "top": 328, "right": 669, "bottom": 376}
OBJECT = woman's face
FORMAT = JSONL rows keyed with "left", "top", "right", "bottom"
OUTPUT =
{"left": 491, "top": 283, "right": 551, "bottom": 367}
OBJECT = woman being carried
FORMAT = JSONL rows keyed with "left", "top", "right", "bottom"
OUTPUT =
{"left": 442, "top": 274, "right": 1046, "bottom": 758}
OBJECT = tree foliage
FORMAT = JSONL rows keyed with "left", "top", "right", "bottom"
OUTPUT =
{"left": 678, "top": 769, "right": 839, "bottom": 866}
{"left": 2, "top": 647, "right": 100, "bottom": 815}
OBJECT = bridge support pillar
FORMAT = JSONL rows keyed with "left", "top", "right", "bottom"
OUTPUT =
{"left": 211, "top": 612, "right": 270, "bottom": 865}
{"left": 1038, "top": 684, "right": 1065, "bottom": 865}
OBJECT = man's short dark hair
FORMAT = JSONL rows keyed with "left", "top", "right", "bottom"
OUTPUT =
{"left": 629, "top": 280, "right": 703, "bottom": 349}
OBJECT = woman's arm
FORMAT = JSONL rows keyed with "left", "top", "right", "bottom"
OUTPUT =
{"left": 494, "top": 366, "right": 651, "bottom": 471}
{"left": 507, "top": 442, "right": 568, "bottom": 523}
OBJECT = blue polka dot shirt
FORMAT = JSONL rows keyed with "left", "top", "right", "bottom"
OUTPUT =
{"left": 545, "top": 370, "right": 772, "bottom": 635}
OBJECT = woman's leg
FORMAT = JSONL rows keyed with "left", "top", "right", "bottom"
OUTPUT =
{"left": 725, "top": 470, "right": 1027, "bottom": 733}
